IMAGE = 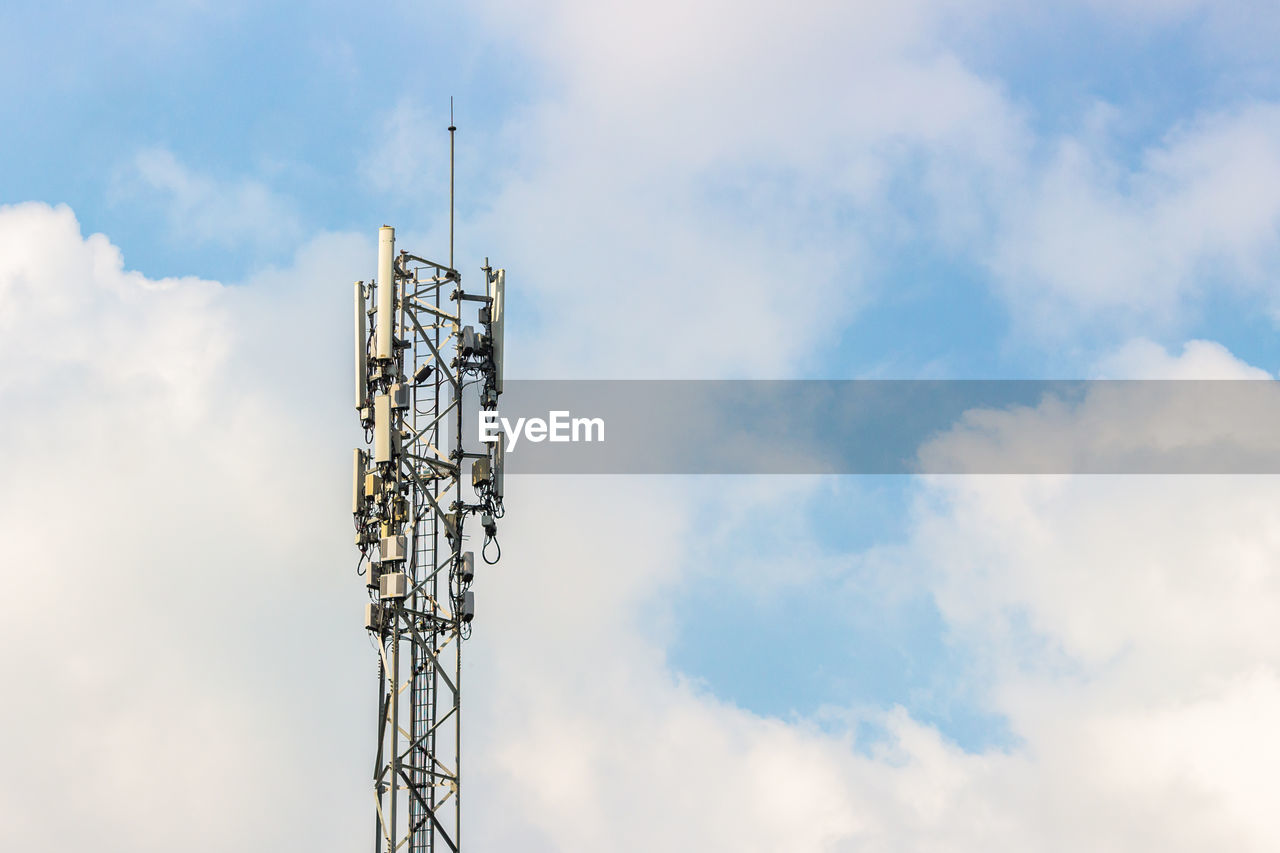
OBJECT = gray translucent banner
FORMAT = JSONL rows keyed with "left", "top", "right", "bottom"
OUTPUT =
{"left": 483, "top": 380, "right": 1280, "bottom": 474}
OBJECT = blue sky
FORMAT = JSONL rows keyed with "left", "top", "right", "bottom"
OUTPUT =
{"left": 7, "top": 2, "right": 1280, "bottom": 850}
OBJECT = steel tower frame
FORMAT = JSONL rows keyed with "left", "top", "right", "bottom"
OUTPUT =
{"left": 352, "top": 161, "right": 506, "bottom": 851}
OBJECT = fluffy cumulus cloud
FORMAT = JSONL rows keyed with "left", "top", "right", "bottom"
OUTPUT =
{"left": 447, "top": 0, "right": 1026, "bottom": 378}
{"left": 0, "top": 202, "right": 372, "bottom": 851}
{"left": 359, "top": 99, "right": 451, "bottom": 201}
{"left": 1094, "top": 338, "right": 1275, "bottom": 379}
{"left": 990, "top": 105, "right": 1280, "bottom": 335}
{"left": 885, "top": 342, "right": 1280, "bottom": 849}
{"left": 911, "top": 340, "right": 1280, "bottom": 476}
{"left": 113, "top": 147, "right": 302, "bottom": 252}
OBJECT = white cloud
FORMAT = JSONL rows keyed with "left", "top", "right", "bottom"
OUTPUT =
{"left": 1094, "top": 338, "right": 1274, "bottom": 379}
{"left": 0, "top": 202, "right": 369, "bottom": 851}
{"left": 913, "top": 341, "right": 1280, "bottom": 477}
{"left": 359, "top": 99, "right": 450, "bottom": 199}
{"left": 857, "top": 343, "right": 1280, "bottom": 850}
{"left": 457, "top": 0, "right": 1280, "bottom": 364}
{"left": 989, "top": 104, "right": 1280, "bottom": 336}
{"left": 894, "top": 469, "right": 1280, "bottom": 849}
{"left": 115, "top": 147, "right": 302, "bottom": 252}
{"left": 450, "top": 0, "right": 1027, "bottom": 378}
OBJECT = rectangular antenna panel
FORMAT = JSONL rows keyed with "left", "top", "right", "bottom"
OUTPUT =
{"left": 493, "top": 439, "right": 504, "bottom": 501}
{"left": 373, "top": 393, "right": 393, "bottom": 463}
{"left": 352, "top": 448, "right": 366, "bottom": 514}
{"left": 488, "top": 269, "right": 505, "bottom": 393}
{"left": 354, "top": 280, "right": 367, "bottom": 409}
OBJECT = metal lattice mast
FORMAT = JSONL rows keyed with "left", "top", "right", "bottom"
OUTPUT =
{"left": 352, "top": 121, "right": 506, "bottom": 852}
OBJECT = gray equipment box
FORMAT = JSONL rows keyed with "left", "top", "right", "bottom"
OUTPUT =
{"left": 378, "top": 535, "right": 407, "bottom": 563}
{"left": 379, "top": 571, "right": 408, "bottom": 600}
{"left": 364, "top": 603, "right": 382, "bottom": 631}
{"left": 389, "top": 382, "right": 410, "bottom": 409}
{"left": 471, "top": 457, "right": 491, "bottom": 490}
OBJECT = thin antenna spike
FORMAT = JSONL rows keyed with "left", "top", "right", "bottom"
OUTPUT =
{"left": 448, "top": 98, "right": 456, "bottom": 270}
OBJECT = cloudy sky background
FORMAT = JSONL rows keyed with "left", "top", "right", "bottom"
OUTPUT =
{"left": 6, "top": 1, "right": 1280, "bottom": 849}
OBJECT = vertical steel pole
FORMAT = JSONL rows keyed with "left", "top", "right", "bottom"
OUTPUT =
{"left": 375, "top": 658, "right": 385, "bottom": 853}
{"left": 453, "top": 242, "right": 464, "bottom": 852}
{"left": 389, "top": 607, "right": 400, "bottom": 847}
{"left": 455, "top": 596, "right": 462, "bottom": 849}
{"left": 449, "top": 100, "right": 456, "bottom": 271}
{"left": 447, "top": 104, "right": 460, "bottom": 849}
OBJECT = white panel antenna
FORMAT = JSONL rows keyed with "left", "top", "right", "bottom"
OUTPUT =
{"left": 351, "top": 448, "right": 366, "bottom": 514}
{"left": 488, "top": 268, "right": 505, "bottom": 393}
{"left": 373, "top": 393, "right": 392, "bottom": 463}
{"left": 492, "top": 438, "right": 504, "bottom": 501}
{"left": 354, "top": 280, "right": 367, "bottom": 409}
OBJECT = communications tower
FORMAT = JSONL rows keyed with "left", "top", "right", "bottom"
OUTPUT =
{"left": 351, "top": 123, "right": 506, "bottom": 853}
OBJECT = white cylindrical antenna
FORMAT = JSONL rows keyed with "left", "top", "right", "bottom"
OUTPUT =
{"left": 376, "top": 226, "right": 396, "bottom": 360}
{"left": 354, "top": 280, "right": 367, "bottom": 409}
